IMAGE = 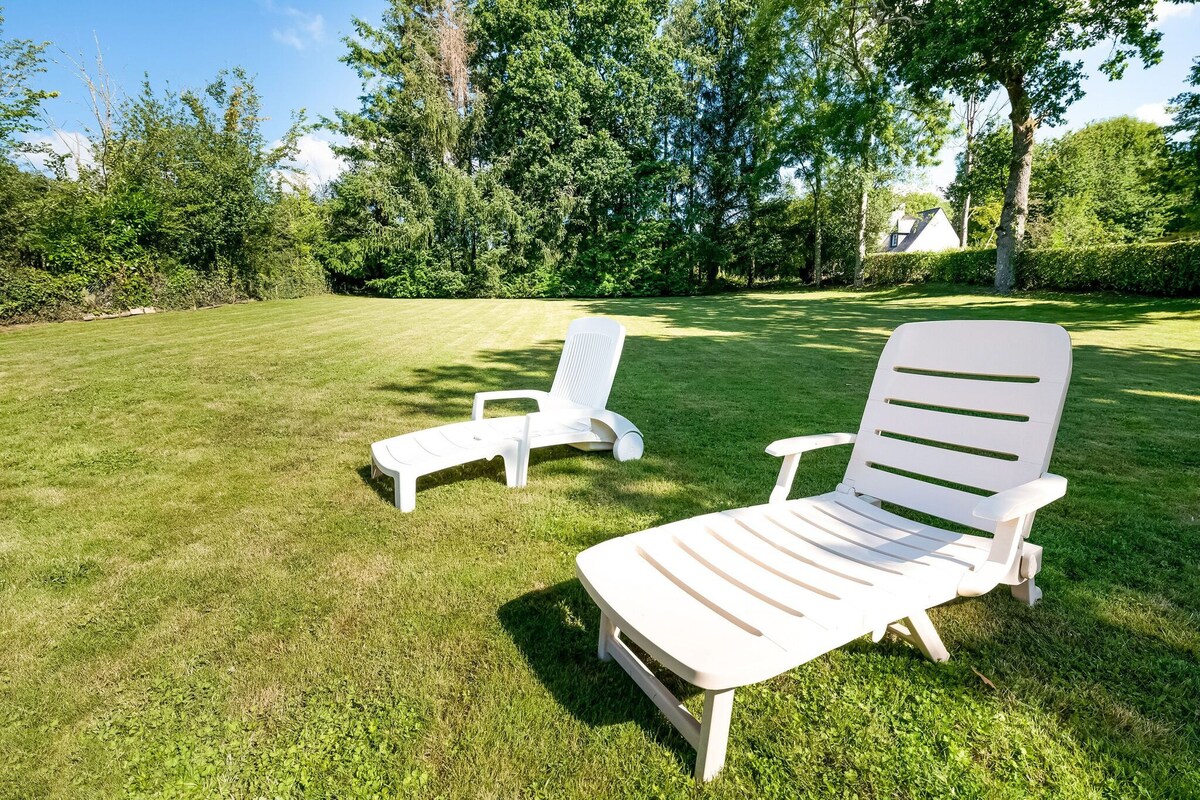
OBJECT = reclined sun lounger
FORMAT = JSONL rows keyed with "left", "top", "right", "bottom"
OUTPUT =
{"left": 371, "top": 317, "right": 643, "bottom": 512}
{"left": 576, "top": 320, "right": 1072, "bottom": 780}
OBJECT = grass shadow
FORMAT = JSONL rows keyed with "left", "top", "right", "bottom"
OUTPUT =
{"left": 498, "top": 580, "right": 699, "bottom": 772}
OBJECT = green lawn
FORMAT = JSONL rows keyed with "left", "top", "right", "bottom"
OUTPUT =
{"left": 2, "top": 287, "right": 1198, "bottom": 799}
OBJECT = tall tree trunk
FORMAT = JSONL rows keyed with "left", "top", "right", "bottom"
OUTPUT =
{"left": 960, "top": 190, "right": 972, "bottom": 249}
{"left": 995, "top": 78, "right": 1036, "bottom": 293}
{"left": 705, "top": 209, "right": 721, "bottom": 288}
{"left": 854, "top": 174, "right": 868, "bottom": 288}
{"left": 813, "top": 164, "right": 823, "bottom": 288}
{"left": 959, "top": 94, "right": 977, "bottom": 248}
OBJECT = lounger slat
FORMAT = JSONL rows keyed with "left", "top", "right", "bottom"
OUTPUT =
{"left": 757, "top": 509, "right": 959, "bottom": 585}
{"left": 727, "top": 508, "right": 946, "bottom": 601}
{"left": 636, "top": 536, "right": 818, "bottom": 645}
{"left": 579, "top": 540, "right": 813, "bottom": 687}
{"left": 702, "top": 515, "right": 877, "bottom": 602}
{"left": 843, "top": 467, "right": 986, "bottom": 530}
{"left": 872, "top": 372, "right": 1066, "bottom": 423}
{"left": 864, "top": 400, "right": 1053, "bottom": 464}
{"left": 854, "top": 433, "right": 1034, "bottom": 494}
{"left": 412, "top": 428, "right": 470, "bottom": 457}
{"left": 785, "top": 503, "right": 975, "bottom": 571}
{"left": 666, "top": 529, "right": 865, "bottom": 631}
{"left": 816, "top": 497, "right": 991, "bottom": 556}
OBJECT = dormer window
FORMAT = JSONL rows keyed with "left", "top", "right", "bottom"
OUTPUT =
{"left": 890, "top": 233, "right": 899, "bottom": 248}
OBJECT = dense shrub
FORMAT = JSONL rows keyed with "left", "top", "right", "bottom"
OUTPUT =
{"left": 1020, "top": 241, "right": 1200, "bottom": 294}
{"left": 0, "top": 70, "right": 330, "bottom": 325}
{"left": 862, "top": 240, "right": 1200, "bottom": 296}
{"left": 0, "top": 255, "right": 326, "bottom": 324}
{"left": 0, "top": 268, "right": 88, "bottom": 321}
{"left": 861, "top": 248, "right": 996, "bottom": 286}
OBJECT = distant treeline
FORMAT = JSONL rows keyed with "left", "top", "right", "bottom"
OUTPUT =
{"left": 3, "top": 1, "right": 1200, "bottom": 322}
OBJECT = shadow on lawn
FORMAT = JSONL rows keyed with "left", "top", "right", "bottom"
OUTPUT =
{"left": 498, "top": 579, "right": 699, "bottom": 771}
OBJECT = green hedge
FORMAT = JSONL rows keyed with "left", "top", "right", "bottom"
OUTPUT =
{"left": 862, "top": 240, "right": 1200, "bottom": 296}
{"left": 0, "top": 269, "right": 89, "bottom": 321}
{"left": 1, "top": 262, "right": 327, "bottom": 324}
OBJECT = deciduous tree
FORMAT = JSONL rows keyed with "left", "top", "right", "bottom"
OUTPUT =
{"left": 884, "top": 0, "right": 1164, "bottom": 291}
{"left": 0, "top": 7, "right": 56, "bottom": 156}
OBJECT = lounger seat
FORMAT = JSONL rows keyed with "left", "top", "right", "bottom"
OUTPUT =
{"left": 577, "top": 491, "right": 1006, "bottom": 691}
{"left": 370, "top": 318, "right": 643, "bottom": 511}
{"left": 575, "top": 320, "right": 1072, "bottom": 780}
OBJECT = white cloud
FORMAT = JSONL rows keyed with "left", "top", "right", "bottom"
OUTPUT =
{"left": 275, "top": 134, "right": 348, "bottom": 192}
{"left": 20, "top": 129, "right": 94, "bottom": 178}
{"left": 1153, "top": 1, "right": 1194, "bottom": 27}
{"left": 266, "top": 2, "right": 325, "bottom": 50}
{"left": 1135, "top": 101, "right": 1175, "bottom": 127}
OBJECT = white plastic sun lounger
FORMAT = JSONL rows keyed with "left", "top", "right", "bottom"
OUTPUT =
{"left": 371, "top": 317, "right": 643, "bottom": 512}
{"left": 576, "top": 320, "right": 1072, "bottom": 780}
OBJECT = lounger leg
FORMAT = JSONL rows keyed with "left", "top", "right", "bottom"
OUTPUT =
{"left": 889, "top": 611, "right": 950, "bottom": 663}
{"left": 395, "top": 475, "right": 416, "bottom": 513}
{"left": 514, "top": 442, "right": 530, "bottom": 489}
{"left": 695, "top": 688, "right": 735, "bottom": 782}
{"left": 598, "top": 613, "right": 618, "bottom": 660}
{"left": 1010, "top": 576, "right": 1043, "bottom": 607}
{"left": 502, "top": 454, "right": 520, "bottom": 489}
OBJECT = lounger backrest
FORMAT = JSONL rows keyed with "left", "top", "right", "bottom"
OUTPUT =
{"left": 549, "top": 317, "right": 627, "bottom": 409}
{"left": 842, "top": 320, "right": 1072, "bottom": 533}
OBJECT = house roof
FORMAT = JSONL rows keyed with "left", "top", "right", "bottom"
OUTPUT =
{"left": 883, "top": 207, "right": 955, "bottom": 253}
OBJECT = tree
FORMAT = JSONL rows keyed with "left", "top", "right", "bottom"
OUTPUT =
{"left": 950, "top": 92, "right": 1002, "bottom": 247}
{"left": 946, "top": 123, "right": 1011, "bottom": 246}
{"left": 772, "top": 0, "right": 947, "bottom": 287}
{"left": 1167, "top": 57, "right": 1200, "bottom": 233}
{"left": 1030, "top": 116, "right": 1177, "bottom": 246}
{"left": 819, "top": 1, "right": 948, "bottom": 286}
{"left": 0, "top": 7, "right": 56, "bottom": 156}
{"left": 775, "top": 0, "right": 850, "bottom": 287}
{"left": 884, "top": 0, "right": 1163, "bottom": 291}
{"left": 665, "top": 0, "right": 784, "bottom": 289}
{"left": 328, "top": 1, "right": 492, "bottom": 297}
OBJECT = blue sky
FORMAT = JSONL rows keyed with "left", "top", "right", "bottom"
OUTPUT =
{"left": 6, "top": 0, "right": 1200, "bottom": 193}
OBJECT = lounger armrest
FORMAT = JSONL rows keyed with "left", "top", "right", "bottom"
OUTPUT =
{"left": 959, "top": 474, "right": 1067, "bottom": 598}
{"left": 766, "top": 433, "right": 856, "bottom": 503}
{"left": 471, "top": 390, "right": 552, "bottom": 420}
{"left": 973, "top": 474, "right": 1067, "bottom": 523}
{"left": 765, "top": 433, "right": 856, "bottom": 458}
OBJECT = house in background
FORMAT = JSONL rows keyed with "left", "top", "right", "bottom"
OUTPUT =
{"left": 878, "top": 205, "right": 960, "bottom": 253}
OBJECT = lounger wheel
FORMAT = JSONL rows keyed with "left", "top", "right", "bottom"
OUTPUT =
{"left": 613, "top": 431, "right": 644, "bottom": 462}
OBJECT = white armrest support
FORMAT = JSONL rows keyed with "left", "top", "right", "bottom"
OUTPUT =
{"left": 973, "top": 473, "right": 1067, "bottom": 523}
{"left": 513, "top": 407, "right": 596, "bottom": 487}
{"left": 471, "top": 389, "right": 551, "bottom": 421}
{"left": 766, "top": 433, "right": 856, "bottom": 503}
{"left": 959, "top": 473, "right": 1067, "bottom": 598}
{"left": 765, "top": 433, "right": 856, "bottom": 458}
